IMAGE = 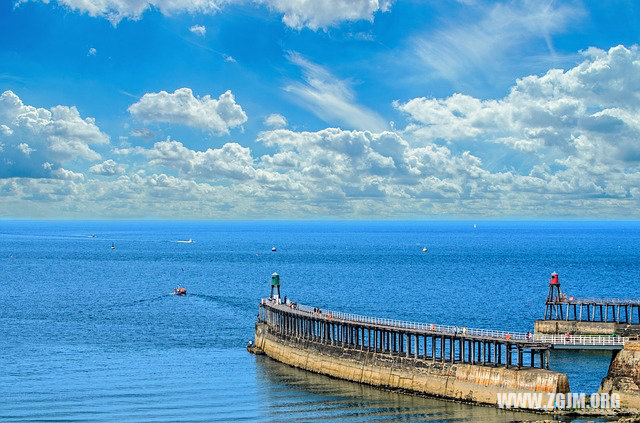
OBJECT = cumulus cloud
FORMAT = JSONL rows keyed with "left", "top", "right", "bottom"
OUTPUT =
{"left": 20, "top": 0, "right": 390, "bottom": 29}
{"left": 258, "top": 0, "right": 392, "bottom": 30}
{"left": 87, "top": 47, "right": 97, "bottom": 56}
{"left": 17, "top": 0, "right": 223, "bottom": 25}
{"left": 0, "top": 90, "right": 108, "bottom": 178}
{"left": 257, "top": 127, "right": 487, "bottom": 201}
{"left": 264, "top": 113, "right": 287, "bottom": 128}
{"left": 88, "top": 159, "right": 126, "bottom": 176}
{"left": 51, "top": 167, "right": 85, "bottom": 181}
{"left": 4, "top": 45, "right": 640, "bottom": 219}
{"left": 397, "top": 45, "right": 640, "bottom": 156}
{"left": 396, "top": 45, "right": 640, "bottom": 199}
{"left": 189, "top": 24, "right": 206, "bottom": 36}
{"left": 128, "top": 88, "right": 247, "bottom": 134}
{"left": 285, "top": 51, "right": 386, "bottom": 131}
{"left": 146, "top": 139, "right": 257, "bottom": 180}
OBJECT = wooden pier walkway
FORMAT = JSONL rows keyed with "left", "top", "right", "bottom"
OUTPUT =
{"left": 261, "top": 299, "right": 629, "bottom": 353}
{"left": 260, "top": 299, "right": 552, "bottom": 369}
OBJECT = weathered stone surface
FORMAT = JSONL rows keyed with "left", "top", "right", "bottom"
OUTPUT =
{"left": 255, "top": 322, "right": 569, "bottom": 409}
{"left": 535, "top": 320, "right": 640, "bottom": 336}
{"left": 600, "top": 341, "right": 640, "bottom": 411}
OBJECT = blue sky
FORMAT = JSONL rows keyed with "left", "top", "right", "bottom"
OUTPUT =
{"left": 1, "top": 0, "right": 640, "bottom": 218}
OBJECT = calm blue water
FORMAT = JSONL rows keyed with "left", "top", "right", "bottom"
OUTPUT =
{"left": 2, "top": 220, "right": 639, "bottom": 422}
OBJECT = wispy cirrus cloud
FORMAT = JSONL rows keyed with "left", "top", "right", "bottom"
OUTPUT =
{"left": 412, "top": 0, "right": 583, "bottom": 90}
{"left": 284, "top": 51, "right": 387, "bottom": 131}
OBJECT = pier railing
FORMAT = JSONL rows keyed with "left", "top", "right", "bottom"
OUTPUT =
{"left": 294, "top": 302, "right": 533, "bottom": 342}
{"left": 534, "top": 334, "right": 629, "bottom": 346}
{"left": 565, "top": 297, "right": 640, "bottom": 305}
{"left": 290, "top": 301, "right": 630, "bottom": 347}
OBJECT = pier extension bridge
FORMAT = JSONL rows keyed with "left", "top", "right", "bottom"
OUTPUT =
{"left": 535, "top": 273, "right": 639, "bottom": 349}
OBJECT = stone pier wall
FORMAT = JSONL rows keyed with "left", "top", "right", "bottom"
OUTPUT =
{"left": 534, "top": 320, "right": 640, "bottom": 336}
{"left": 255, "top": 322, "right": 569, "bottom": 409}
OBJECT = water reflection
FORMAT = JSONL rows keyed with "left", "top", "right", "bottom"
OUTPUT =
{"left": 254, "top": 356, "right": 554, "bottom": 422}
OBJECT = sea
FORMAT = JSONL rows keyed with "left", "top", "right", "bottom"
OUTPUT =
{"left": 2, "top": 220, "right": 639, "bottom": 422}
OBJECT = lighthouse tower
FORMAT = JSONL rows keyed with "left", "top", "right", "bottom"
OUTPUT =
{"left": 270, "top": 272, "right": 281, "bottom": 302}
{"left": 544, "top": 273, "right": 564, "bottom": 320}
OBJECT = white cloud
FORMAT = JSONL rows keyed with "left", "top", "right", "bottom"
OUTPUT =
{"left": 397, "top": 45, "right": 640, "bottom": 157}
{"left": 264, "top": 113, "right": 287, "bottom": 128}
{"left": 4, "top": 45, "right": 640, "bottom": 219}
{"left": 257, "top": 127, "right": 482, "bottom": 201}
{"left": 224, "top": 55, "right": 236, "bottom": 63}
{"left": 88, "top": 159, "right": 126, "bottom": 176}
{"left": 285, "top": 51, "right": 387, "bottom": 131}
{"left": 18, "top": 143, "right": 35, "bottom": 156}
{"left": 189, "top": 24, "right": 206, "bottom": 36}
{"left": 0, "top": 90, "right": 108, "bottom": 178}
{"left": 396, "top": 45, "right": 640, "bottom": 201}
{"left": 87, "top": 47, "right": 97, "bottom": 56}
{"left": 0, "top": 125, "right": 12, "bottom": 136}
{"left": 128, "top": 88, "right": 247, "bottom": 134}
{"left": 258, "top": 0, "right": 392, "bottom": 30}
{"left": 146, "top": 139, "right": 257, "bottom": 180}
{"left": 17, "top": 0, "right": 223, "bottom": 25}
{"left": 51, "top": 167, "right": 85, "bottom": 181}
{"left": 20, "top": 0, "right": 390, "bottom": 29}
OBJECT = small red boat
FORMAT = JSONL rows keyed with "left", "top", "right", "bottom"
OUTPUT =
{"left": 173, "top": 287, "right": 187, "bottom": 296}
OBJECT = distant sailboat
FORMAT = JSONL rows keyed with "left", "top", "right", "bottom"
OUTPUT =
{"left": 422, "top": 247, "right": 428, "bottom": 253}
{"left": 177, "top": 238, "right": 194, "bottom": 243}
{"left": 111, "top": 243, "right": 115, "bottom": 250}
{"left": 271, "top": 247, "right": 277, "bottom": 252}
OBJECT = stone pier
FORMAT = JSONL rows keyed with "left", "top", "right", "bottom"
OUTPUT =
{"left": 254, "top": 298, "right": 570, "bottom": 410}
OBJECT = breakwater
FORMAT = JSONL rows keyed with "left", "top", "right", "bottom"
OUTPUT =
{"left": 253, "top": 299, "right": 570, "bottom": 409}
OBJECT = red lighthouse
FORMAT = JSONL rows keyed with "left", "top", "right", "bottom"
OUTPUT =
{"left": 544, "top": 272, "right": 564, "bottom": 320}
